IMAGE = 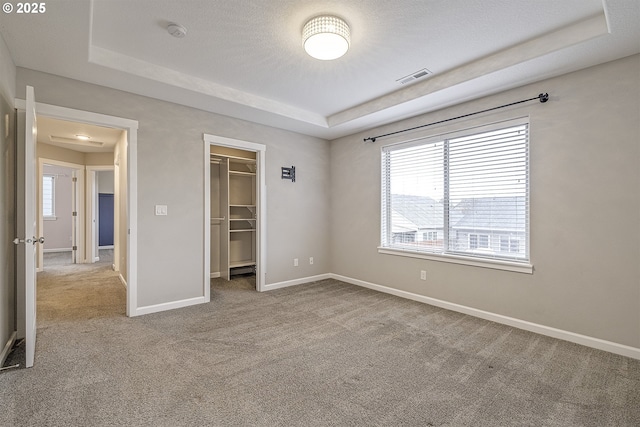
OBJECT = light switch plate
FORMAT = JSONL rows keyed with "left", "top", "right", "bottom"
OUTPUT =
{"left": 155, "top": 205, "right": 168, "bottom": 216}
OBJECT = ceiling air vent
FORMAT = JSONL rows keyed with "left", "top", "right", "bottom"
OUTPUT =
{"left": 397, "top": 68, "right": 432, "bottom": 85}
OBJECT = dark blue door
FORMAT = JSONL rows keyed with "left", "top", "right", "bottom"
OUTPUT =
{"left": 98, "top": 193, "right": 114, "bottom": 246}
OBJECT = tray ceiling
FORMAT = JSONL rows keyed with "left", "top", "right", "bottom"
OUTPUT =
{"left": 1, "top": 0, "right": 638, "bottom": 139}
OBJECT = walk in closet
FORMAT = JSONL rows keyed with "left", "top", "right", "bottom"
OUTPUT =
{"left": 210, "top": 146, "right": 257, "bottom": 280}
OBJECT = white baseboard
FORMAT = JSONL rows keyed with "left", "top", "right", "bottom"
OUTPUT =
{"left": 43, "top": 248, "right": 72, "bottom": 253}
{"left": 330, "top": 274, "right": 640, "bottom": 361}
{"left": 125, "top": 271, "right": 640, "bottom": 360}
{"left": 0, "top": 331, "right": 17, "bottom": 367}
{"left": 99, "top": 245, "right": 114, "bottom": 250}
{"left": 118, "top": 273, "right": 127, "bottom": 289}
{"left": 210, "top": 272, "right": 221, "bottom": 279}
{"left": 264, "top": 273, "right": 333, "bottom": 291}
{"left": 134, "top": 296, "right": 207, "bottom": 317}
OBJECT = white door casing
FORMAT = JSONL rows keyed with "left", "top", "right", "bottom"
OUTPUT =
{"left": 203, "top": 134, "right": 267, "bottom": 296}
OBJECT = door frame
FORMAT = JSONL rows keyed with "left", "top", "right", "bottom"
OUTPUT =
{"left": 38, "top": 158, "right": 85, "bottom": 269}
{"left": 16, "top": 98, "right": 139, "bottom": 316}
{"left": 86, "top": 166, "right": 115, "bottom": 266}
{"left": 203, "top": 134, "right": 267, "bottom": 296}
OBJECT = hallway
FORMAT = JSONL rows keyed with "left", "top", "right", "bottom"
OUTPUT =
{"left": 2, "top": 250, "right": 125, "bottom": 371}
{"left": 39, "top": 250, "right": 125, "bottom": 324}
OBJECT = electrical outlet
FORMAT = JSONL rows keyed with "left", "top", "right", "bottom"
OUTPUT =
{"left": 309, "top": 257, "right": 314, "bottom": 265}
{"left": 294, "top": 258, "right": 299, "bottom": 267}
{"left": 420, "top": 270, "right": 427, "bottom": 280}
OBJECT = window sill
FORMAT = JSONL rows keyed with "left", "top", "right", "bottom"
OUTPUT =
{"left": 43, "top": 216, "right": 57, "bottom": 221}
{"left": 378, "top": 247, "right": 533, "bottom": 274}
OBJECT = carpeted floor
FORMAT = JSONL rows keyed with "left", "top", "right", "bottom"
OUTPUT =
{"left": 0, "top": 263, "right": 638, "bottom": 426}
{"left": 2, "top": 250, "right": 117, "bottom": 369}
{"left": 43, "top": 249, "right": 114, "bottom": 267}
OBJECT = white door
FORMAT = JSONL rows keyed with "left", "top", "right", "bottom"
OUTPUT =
{"left": 20, "top": 86, "right": 38, "bottom": 368}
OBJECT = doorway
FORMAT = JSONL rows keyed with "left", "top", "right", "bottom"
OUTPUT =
{"left": 35, "top": 114, "right": 121, "bottom": 273}
{"left": 14, "top": 92, "right": 139, "bottom": 369}
{"left": 16, "top": 98, "right": 139, "bottom": 319}
{"left": 204, "top": 134, "right": 267, "bottom": 298}
{"left": 40, "top": 161, "right": 83, "bottom": 267}
{"left": 38, "top": 162, "right": 118, "bottom": 270}
{"left": 86, "top": 167, "right": 116, "bottom": 267}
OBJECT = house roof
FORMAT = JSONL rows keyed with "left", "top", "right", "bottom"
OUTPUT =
{"left": 391, "top": 194, "right": 443, "bottom": 231}
{"left": 390, "top": 194, "right": 526, "bottom": 233}
{"left": 450, "top": 196, "right": 526, "bottom": 231}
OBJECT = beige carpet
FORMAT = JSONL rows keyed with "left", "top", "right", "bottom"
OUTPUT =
{"left": 0, "top": 264, "right": 638, "bottom": 426}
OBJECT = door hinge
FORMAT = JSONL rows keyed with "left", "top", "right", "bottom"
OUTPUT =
{"left": 72, "top": 177, "right": 78, "bottom": 182}
{"left": 72, "top": 211, "right": 77, "bottom": 217}
{"left": 13, "top": 237, "right": 32, "bottom": 244}
{"left": 72, "top": 246, "right": 77, "bottom": 251}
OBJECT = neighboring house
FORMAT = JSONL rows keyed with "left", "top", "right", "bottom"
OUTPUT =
{"left": 391, "top": 194, "right": 526, "bottom": 259}
{"left": 449, "top": 196, "right": 526, "bottom": 259}
{"left": 390, "top": 194, "right": 443, "bottom": 247}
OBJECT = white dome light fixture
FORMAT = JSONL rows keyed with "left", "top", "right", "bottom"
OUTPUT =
{"left": 302, "top": 16, "right": 350, "bottom": 60}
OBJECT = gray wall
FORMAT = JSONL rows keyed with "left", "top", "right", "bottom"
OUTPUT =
{"left": 16, "top": 68, "right": 331, "bottom": 308}
{"left": 97, "top": 170, "right": 114, "bottom": 194}
{"left": 0, "top": 34, "right": 16, "bottom": 357}
{"left": 330, "top": 54, "right": 640, "bottom": 349}
{"left": 37, "top": 142, "right": 114, "bottom": 167}
{"left": 10, "top": 47, "right": 638, "bottom": 352}
{"left": 42, "top": 164, "right": 73, "bottom": 251}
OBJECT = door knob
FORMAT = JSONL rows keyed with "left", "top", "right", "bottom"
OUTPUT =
{"left": 36, "top": 237, "right": 45, "bottom": 244}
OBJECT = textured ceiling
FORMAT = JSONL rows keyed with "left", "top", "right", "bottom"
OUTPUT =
{"left": 1, "top": 0, "right": 639, "bottom": 139}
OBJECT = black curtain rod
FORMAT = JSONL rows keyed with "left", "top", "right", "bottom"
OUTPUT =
{"left": 363, "top": 92, "right": 549, "bottom": 143}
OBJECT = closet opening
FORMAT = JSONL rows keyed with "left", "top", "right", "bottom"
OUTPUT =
{"left": 211, "top": 146, "right": 257, "bottom": 281}
{"left": 204, "top": 134, "right": 267, "bottom": 297}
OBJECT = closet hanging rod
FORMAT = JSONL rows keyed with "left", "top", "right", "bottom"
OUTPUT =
{"left": 211, "top": 217, "right": 226, "bottom": 221}
{"left": 363, "top": 92, "right": 549, "bottom": 143}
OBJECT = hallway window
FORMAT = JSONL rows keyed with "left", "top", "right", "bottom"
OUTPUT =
{"left": 43, "top": 174, "right": 55, "bottom": 219}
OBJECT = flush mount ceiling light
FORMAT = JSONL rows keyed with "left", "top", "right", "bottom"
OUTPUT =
{"left": 302, "top": 15, "right": 350, "bottom": 60}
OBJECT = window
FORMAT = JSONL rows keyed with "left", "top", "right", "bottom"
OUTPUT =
{"left": 42, "top": 174, "right": 55, "bottom": 219}
{"left": 381, "top": 118, "right": 530, "bottom": 268}
{"left": 469, "top": 233, "right": 489, "bottom": 250}
{"left": 393, "top": 232, "right": 415, "bottom": 244}
{"left": 423, "top": 231, "right": 438, "bottom": 241}
{"left": 500, "top": 236, "right": 520, "bottom": 253}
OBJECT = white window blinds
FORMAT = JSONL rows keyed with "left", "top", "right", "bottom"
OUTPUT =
{"left": 43, "top": 175, "right": 55, "bottom": 217}
{"left": 381, "top": 118, "right": 529, "bottom": 263}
